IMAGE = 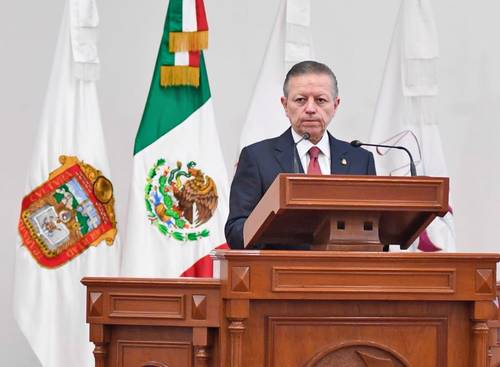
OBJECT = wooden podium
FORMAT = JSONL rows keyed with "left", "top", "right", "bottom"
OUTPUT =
{"left": 84, "top": 175, "right": 499, "bottom": 367}
{"left": 243, "top": 174, "right": 450, "bottom": 251}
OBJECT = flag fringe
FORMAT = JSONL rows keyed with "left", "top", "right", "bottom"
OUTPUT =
{"left": 161, "top": 66, "right": 200, "bottom": 87}
{"left": 169, "top": 31, "right": 208, "bottom": 52}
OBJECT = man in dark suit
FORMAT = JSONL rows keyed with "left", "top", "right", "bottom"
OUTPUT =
{"left": 225, "top": 61, "right": 376, "bottom": 249}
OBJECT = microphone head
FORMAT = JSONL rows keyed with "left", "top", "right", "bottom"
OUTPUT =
{"left": 350, "top": 140, "right": 363, "bottom": 147}
{"left": 303, "top": 132, "right": 311, "bottom": 140}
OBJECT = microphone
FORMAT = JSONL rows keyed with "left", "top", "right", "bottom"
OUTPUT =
{"left": 350, "top": 139, "right": 417, "bottom": 176}
{"left": 293, "top": 132, "right": 310, "bottom": 173}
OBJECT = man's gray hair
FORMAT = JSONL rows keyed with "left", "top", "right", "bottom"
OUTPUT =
{"left": 283, "top": 60, "right": 338, "bottom": 98}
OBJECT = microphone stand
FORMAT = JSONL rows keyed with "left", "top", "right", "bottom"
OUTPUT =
{"left": 351, "top": 140, "right": 417, "bottom": 176}
{"left": 293, "top": 133, "right": 310, "bottom": 173}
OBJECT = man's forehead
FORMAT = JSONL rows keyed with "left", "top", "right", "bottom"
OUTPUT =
{"left": 288, "top": 73, "right": 333, "bottom": 93}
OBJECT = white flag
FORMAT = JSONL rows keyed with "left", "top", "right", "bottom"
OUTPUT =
{"left": 14, "top": 1, "right": 120, "bottom": 366}
{"left": 369, "top": 0, "right": 456, "bottom": 251}
{"left": 239, "top": 0, "right": 314, "bottom": 150}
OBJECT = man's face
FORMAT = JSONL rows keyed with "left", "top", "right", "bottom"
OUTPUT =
{"left": 281, "top": 73, "right": 340, "bottom": 144}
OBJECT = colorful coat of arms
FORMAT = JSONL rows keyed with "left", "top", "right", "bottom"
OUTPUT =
{"left": 18, "top": 156, "right": 117, "bottom": 268}
{"left": 145, "top": 159, "right": 218, "bottom": 241}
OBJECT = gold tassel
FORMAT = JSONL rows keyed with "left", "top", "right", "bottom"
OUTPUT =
{"left": 169, "top": 31, "right": 208, "bottom": 52}
{"left": 161, "top": 66, "right": 200, "bottom": 88}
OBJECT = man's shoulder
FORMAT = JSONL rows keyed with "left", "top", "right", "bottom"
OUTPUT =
{"left": 329, "top": 134, "right": 373, "bottom": 157}
{"left": 244, "top": 136, "right": 279, "bottom": 151}
{"left": 243, "top": 129, "right": 291, "bottom": 153}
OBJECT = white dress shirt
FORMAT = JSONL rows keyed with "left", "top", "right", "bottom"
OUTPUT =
{"left": 291, "top": 129, "right": 331, "bottom": 174}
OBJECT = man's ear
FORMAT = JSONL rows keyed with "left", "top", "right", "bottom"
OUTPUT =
{"left": 280, "top": 96, "right": 288, "bottom": 114}
{"left": 330, "top": 97, "right": 341, "bottom": 119}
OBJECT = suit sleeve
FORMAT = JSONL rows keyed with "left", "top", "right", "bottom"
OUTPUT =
{"left": 367, "top": 151, "right": 376, "bottom": 175}
{"left": 224, "top": 147, "right": 264, "bottom": 249}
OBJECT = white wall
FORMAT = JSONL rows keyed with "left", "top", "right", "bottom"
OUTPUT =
{"left": 1, "top": 0, "right": 499, "bottom": 364}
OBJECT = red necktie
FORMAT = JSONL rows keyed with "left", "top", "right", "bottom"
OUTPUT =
{"left": 307, "top": 146, "right": 322, "bottom": 174}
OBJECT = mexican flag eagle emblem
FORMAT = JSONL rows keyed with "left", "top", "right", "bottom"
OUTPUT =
{"left": 145, "top": 158, "right": 218, "bottom": 241}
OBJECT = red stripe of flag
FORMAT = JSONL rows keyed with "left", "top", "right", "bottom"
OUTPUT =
{"left": 189, "top": 51, "right": 200, "bottom": 67}
{"left": 181, "top": 243, "right": 229, "bottom": 277}
{"left": 195, "top": 0, "right": 208, "bottom": 31}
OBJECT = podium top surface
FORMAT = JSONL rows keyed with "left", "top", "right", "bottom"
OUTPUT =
{"left": 214, "top": 249, "right": 500, "bottom": 261}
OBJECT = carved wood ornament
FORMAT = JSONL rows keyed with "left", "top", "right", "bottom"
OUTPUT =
{"left": 305, "top": 343, "right": 409, "bottom": 367}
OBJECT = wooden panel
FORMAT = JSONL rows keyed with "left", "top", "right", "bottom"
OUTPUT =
{"left": 109, "top": 293, "right": 185, "bottom": 320}
{"left": 238, "top": 300, "right": 470, "bottom": 367}
{"left": 284, "top": 175, "right": 447, "bottom": 210}
{"left": 266, "top": 316, "right": 446, "bottom": 367}
{"left": 107, "top": 326, "right": 194, "bottom": 367}
{"left": 272, "top": 266, "right": 455, "bottom": 294}
{"left": 217, "top": 251, "right": 499, "bottom": 301}
{"left": 82, "top": 278, "right": 222, "bottom": 327}
{"left": 305, "top": 344, "right": 408, "bottom": 367}
{"left": 116, "top": 340, "right": 191, "bottom": 367}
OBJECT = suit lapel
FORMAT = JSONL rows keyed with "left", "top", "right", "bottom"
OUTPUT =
{"left": 274, "top": 128, "right": 302, "bottom": 173}
{"left": 329, "top": 133, "right": 350, "bottom": 174}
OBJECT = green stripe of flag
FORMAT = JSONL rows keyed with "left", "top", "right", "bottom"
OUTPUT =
{"left": 169, "top": 0, "right": 183, "bottom": 33}
{"left": 134, "top": 1, "right": 211, "bottom": 155}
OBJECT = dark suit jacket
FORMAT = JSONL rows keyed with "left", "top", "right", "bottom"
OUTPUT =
{"left": 225, "top": 128, "right": 376, "bottom": 249}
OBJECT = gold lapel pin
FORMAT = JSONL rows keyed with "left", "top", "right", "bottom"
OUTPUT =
{"left": 341, "top": 158, "right": 348, "bottom": 166}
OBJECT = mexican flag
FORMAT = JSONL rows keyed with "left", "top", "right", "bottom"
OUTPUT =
{"left": 121, "top": 0, "right": 229, "bottom": 278}
{"left": 13, "top": 1, "right": 120, "bottom": 366}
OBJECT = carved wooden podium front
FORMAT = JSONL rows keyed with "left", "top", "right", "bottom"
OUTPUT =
{"left": 83, "top": 253, "right": 499, "bottom": 367}
{"left": 83, "top": 175, "right": 500, "bottom": 367}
